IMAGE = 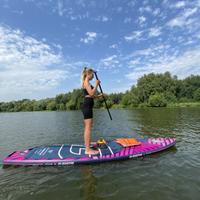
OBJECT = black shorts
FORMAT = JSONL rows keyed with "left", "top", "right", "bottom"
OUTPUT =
{"left": 81, "top": 98, "right": 94, "bottom": 119}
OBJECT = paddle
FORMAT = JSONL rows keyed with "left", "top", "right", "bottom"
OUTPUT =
{"left": 94, "top": 71, "right": 112, "bottom": 120}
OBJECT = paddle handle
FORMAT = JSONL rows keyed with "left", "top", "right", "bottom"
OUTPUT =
{"left": 94, "top": 71, "right": 112, "bottom": 120}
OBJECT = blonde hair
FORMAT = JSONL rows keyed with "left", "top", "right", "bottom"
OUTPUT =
{"left": 81, "top": 67, "right": 94, "bottom": 87}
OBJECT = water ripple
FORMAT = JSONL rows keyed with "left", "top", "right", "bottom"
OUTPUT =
{"left": 0, "top": 108, "right": 200, "bottom": 200}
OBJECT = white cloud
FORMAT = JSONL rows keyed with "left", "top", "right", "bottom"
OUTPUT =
{"left": 95, "top": 15, "right": 110, "bottom": 22}
{"left": 80, "top": 32, "right": 97, "bottom": 44}
{"left": 197, "top": 0, "right": 200, "bottom": 7}
{"left": 127, "top": 44, "right": 170, "bottom": 58}
{"left": 128, "top": 58, "right": 141, "bottom": 68}
{"left": 125, "top": 27, "right": 162, "bottom": 42}
{"left": 57, "top": 0, "right": 64, "bottom": 16}
{"left": 194, "top": 31, "right": 200, "bottom": 39}
{"left": 0, "top": 70, "right": 66, "bottom": 89}
{"left": 87, "top": 32, "right": 96, "bottom": 37}
{"left": 174, "top": 1, "right": 186, "bottom": 8}
{"left": 126, "top": 46, "right": 200, "bottom": 82}
{"left": 167, "top": 8, "right": 198, "bottom": 27}
{"left": 109, "top": 44, "right": 118, "bottom": 49}
{"left": 70, "top": 16, "right": 77, "bottom": 20}
{"left": 167, "top": 17, "right": 185, "bottom": 27}
{"left": 54, "top": 0, "right": 69, "bottom": 17}
{"left": 184, "top": 7, "right": 198, "bottom": 18}
{"left": 127, "top": 1, "right": 136, "bottom": 7}
{"left": 102, "top": 16, "right": 109, "bottom": 22}
{"left": 124, "top": 30, "right": 144, "bottom": 41}
{"left": 167, "top": 1, "right": 186, "bottom": 9}
{"left": 0, "top": 25, "right": 68, "bottom": 101}
{"left": 152, "top": 8, "right": 160, "bottom": 16}
{"left": 139, "top": 6, "right": 152, "bottom": 13}
{"left": 126, "top": 48, "right": 154, "bottom": 58}
{"left": 100, "top": 55, "right": 119, "bottom": 69}
{"left": 138, "top": 16, "right": 146, "bottom": 25}
{"left": 148, "top": 27, "right": 162, "bottom": 37}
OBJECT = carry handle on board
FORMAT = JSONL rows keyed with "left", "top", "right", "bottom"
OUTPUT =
{"left": 94, "top": 71, "right": 112, "bottom": 120}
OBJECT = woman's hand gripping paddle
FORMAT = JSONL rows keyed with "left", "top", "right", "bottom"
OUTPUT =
{"left": 94, "top": 71, "right": 112, "bottom": 120}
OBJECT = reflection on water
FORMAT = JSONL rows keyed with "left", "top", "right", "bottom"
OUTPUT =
{"left": 0, "top": 108, "right": 200, "bottom": 200}
{"left": 80, "top": 166, "right": 97, "bottom": 200}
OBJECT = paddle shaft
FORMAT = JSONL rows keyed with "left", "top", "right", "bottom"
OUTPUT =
{"left": 94, "top": 72, "right": 112, "bottom": 120}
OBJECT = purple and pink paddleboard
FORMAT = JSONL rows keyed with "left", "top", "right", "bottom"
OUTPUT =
{"left": 3, "top": 137, "right": 176, "bottom": 166}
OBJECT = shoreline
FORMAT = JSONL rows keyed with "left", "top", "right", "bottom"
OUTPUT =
{"left": 0, "top": 102, "right": 200, "bottom": 113}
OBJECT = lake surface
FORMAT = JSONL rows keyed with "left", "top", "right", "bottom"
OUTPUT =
{"left": 0, "top": 108, "right": 200, "bottom": 200}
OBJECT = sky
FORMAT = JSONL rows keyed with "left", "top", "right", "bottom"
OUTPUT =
{"left": 0, "top": 0, "right": 200, "bottom": 101}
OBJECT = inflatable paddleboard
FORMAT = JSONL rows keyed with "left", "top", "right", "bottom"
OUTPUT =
{"left": 3, "top": 137, "right": 176, "bottom": 166}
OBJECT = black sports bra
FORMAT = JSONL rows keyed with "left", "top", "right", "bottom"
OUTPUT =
{"left": 83, "top": 85, "right": 94, "bottom": 96}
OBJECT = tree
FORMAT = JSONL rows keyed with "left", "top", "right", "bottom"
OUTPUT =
{"left": 164, "top": 91, "right": 177, "bottom": 103}
{"left": 121, "top": 92, "right": 132, "bottom": 106}
{"left": 178, "top": 75, "right": 200, "bottom": 99}
{"left": 148, "top": 93, "right": 167, "bottom": 107}
{"left": 66, "top": 100, "right": 76, "bottom": 110}
{"left": 136, "top": 72, "right": 177, "bottom": 103}
{"left": 70, "top": 89, "right": 83, "bottom": 109}
{"left": 46, "top": 100, "right": 56, "bottom": 111}
{"left": 109, "top": 93, "right": 123, "bottom": 104}
{"left": 94, "top": 98, "right": 103, "bottom": 108}
{"left": 194, "top": 88, "right": 200, "bottom": 101}
{"left": 1, "top": 72, "right": 200, "bottom": 113}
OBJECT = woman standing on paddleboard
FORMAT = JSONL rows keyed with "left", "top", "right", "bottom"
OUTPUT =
{"left": 81, "top": 67, "right": 104, "bottom": 155}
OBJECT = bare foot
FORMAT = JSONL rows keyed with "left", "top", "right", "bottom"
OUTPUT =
{"left": 85, "top": 149, "right": 99, "bottom": 155}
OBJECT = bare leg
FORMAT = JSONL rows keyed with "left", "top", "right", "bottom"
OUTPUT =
{"left": 84, "top": 119, "right": 98, "bottom": 155}
{"left": 84, "top": 119, "right": 92, "bottom": 151}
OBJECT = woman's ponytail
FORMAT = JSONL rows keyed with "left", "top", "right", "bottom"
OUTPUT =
{"left": 81, "top": 67, "right": 88, "bottom": 87}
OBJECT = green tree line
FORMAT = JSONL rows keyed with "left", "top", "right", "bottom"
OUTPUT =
{"left": 0, "top": 72, "right": 200, "bottom": 112}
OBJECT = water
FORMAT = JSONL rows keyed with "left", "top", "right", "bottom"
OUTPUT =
{"left": 0, "top": 108, "right": 200, "bottom": 200}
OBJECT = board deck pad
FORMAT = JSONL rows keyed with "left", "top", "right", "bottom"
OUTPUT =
{"left": 3, "top": 137, "right": 176, "bottom": 166}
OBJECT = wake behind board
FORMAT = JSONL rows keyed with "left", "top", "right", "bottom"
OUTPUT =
{"left": 3, "top": 137, "right": 176, "bottom": 166}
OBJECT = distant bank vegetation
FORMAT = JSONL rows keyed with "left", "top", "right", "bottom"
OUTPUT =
{"left": 1, "top": 72, "right": 200, "bottom": 112}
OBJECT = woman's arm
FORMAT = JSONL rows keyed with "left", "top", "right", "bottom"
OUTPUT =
{"left": 84, "top": 80, "right": 100, "bottom": 96}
